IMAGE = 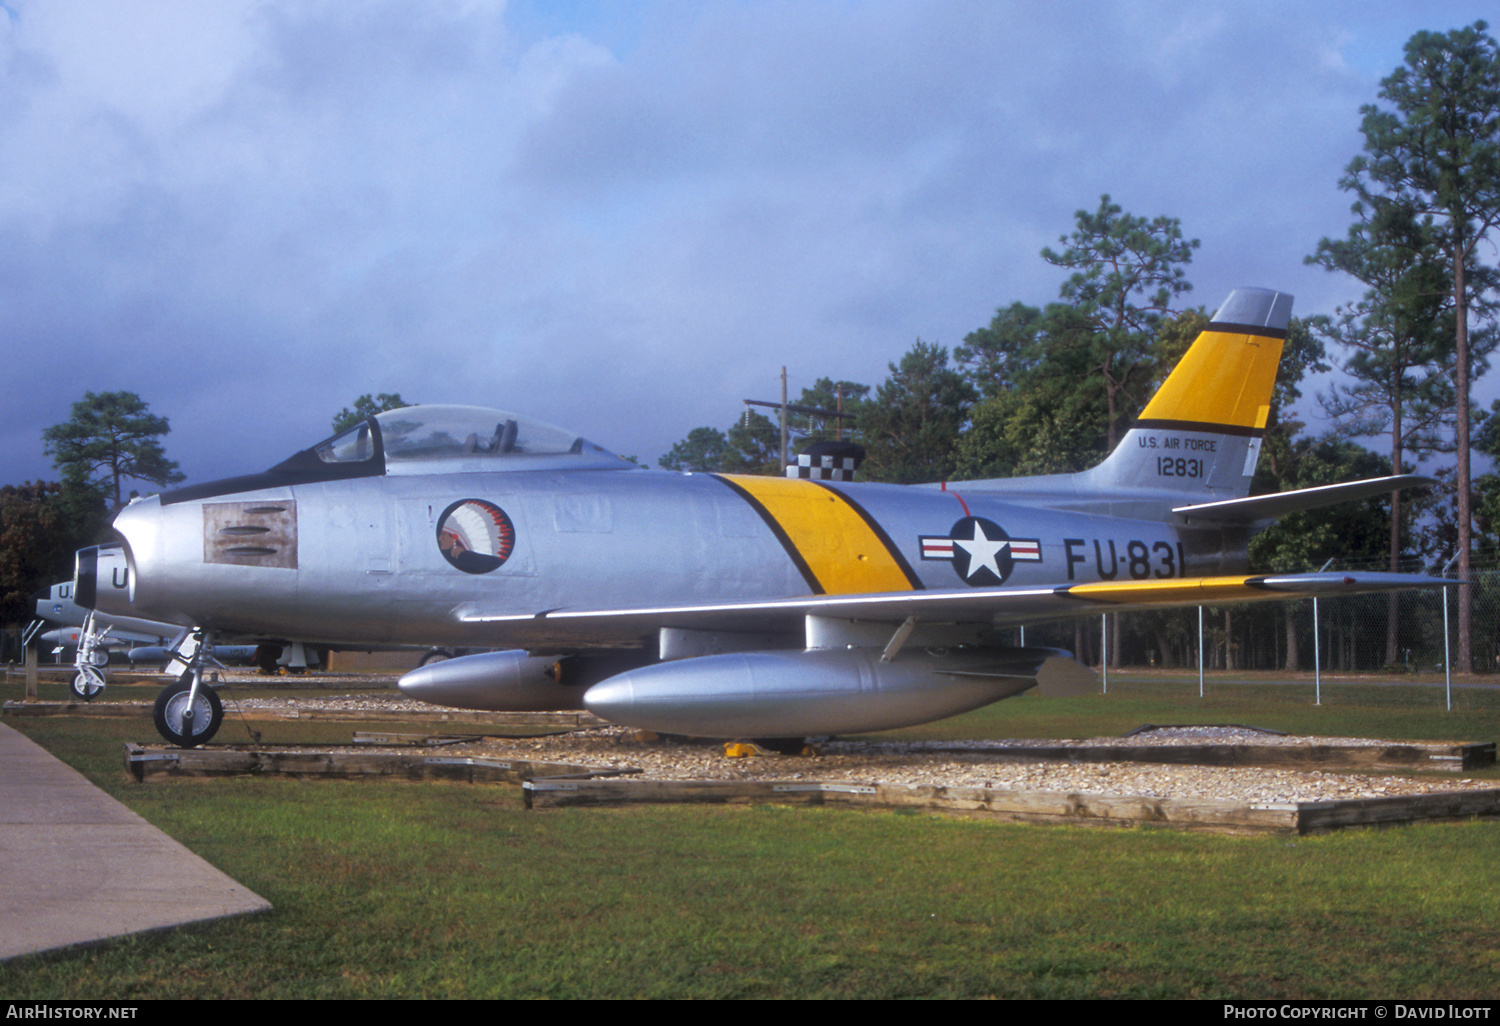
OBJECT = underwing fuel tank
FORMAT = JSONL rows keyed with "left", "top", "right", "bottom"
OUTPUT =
{"left": 398, "top": 650, "right": 588, "bottom": 712}
{"left": 581, "top": 647, "right": 1096, "bottom": 737}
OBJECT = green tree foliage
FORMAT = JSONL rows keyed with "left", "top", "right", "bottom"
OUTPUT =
{"left": 1251, "top": 438, "right": 1394, "bottom": 572}
{"left": 951, "top": 301, "right": 1057, "bottom": 401}
{"left": 42, "top": 392, "right": 184, "bottom": 511}
{"left": 1242, "top": 318, "right": 1331, "bottom": 489}
{"left": 1040, "top": 194, "right": 1199, "bottom": 448}
{"left": 1250, "top": 437, "right": 1394, "bottom": 671}
{"left": 658, "top": 427, "right": 731, "bottom": 473}
{"left": 1310, "top": 201, "right": 1454, "bottom": 664}
{"left": 953, "top": 305, "right": 1213, "bottom": 480}
{"left": 1339, "top": 21, "right": 1500, "bottom": 669}
{"left": 332, "top": 393, "right": 412, "bottom": 433}
{"left": 952, "top": 302, "right": 1093, "bottom": 477}
{"left": 1467, "top": 401, "right": 1500, "bottom": 564}
{"left": 0, "top": 482, "right": 105, "bottom": 627}
{"left": 658, "top": 412, "right": 784, "bottom": 475}
{"left": 1311, "top": 180, "right": 1455, "bottom": 487}
{"left": 1146, "top": 307, "right": 1210, "bottom": 382}
{"left": 858, "top": 341, "right": 975, "bottom": 484}
{"left": 952, "top": 200, "right": 1200, "bottom": 481}
{"left": 659, "top": 380, "right": 871, "bottom": 475}
{"left": 724, "top": 410, "right": 783, "bottom": 475}
{"left": 954, "top": 369, "right": 1107, "bottom": 479}
{"left": 786, "top": 378, "right": 870, "bottom": 447}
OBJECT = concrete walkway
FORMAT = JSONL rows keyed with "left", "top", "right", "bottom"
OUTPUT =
{"left": 0, "top": 723, "right": 270, "bottom": 961}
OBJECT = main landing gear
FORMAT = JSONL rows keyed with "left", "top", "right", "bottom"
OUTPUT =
{"left": 152, "top": 628, "right": 224, "bottom": 747}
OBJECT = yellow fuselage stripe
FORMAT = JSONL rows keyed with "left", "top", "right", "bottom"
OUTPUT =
{"left": 720, "top": 475, "right": 915, "bottom": 594}
{"left": 1138, "top": 327, "right": 1284, "bottom": 430}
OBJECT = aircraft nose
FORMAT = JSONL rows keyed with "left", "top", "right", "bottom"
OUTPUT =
{"left": 106, "top": 494, "right": 177, "bottom": 616}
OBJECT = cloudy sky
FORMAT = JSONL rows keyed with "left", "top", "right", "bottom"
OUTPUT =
{"left": 0, "top": 0, "right": 1493, "bottom": 490}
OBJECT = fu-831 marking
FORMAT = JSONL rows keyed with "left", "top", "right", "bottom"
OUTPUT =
{"left": 1063, "top": 538, "right": 1188, "bottom": 581}
{"left": 916, "top": 519, "right": 1185, "bottom": 584}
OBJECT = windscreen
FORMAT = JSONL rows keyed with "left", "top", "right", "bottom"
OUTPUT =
{"left": 375, "top": 406, "right": 585, "bottom": 461}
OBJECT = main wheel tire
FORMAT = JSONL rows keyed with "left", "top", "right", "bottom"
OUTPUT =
{"left": 71, "top": 666, "right": 105, "bottom": 701}
{"left": 153, "top": 679, "right": 224, "bottom": 748}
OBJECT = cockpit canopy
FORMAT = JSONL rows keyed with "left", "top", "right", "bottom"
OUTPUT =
{"left": 157, "top": 404, "right": 633, "bottom": 505}
{"left": 308, "top": 405, "right": 632, "bottom": 476}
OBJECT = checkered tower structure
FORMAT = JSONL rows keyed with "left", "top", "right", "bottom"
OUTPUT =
{"left": 785, "top": 441, "right": 866, "bottom": 481}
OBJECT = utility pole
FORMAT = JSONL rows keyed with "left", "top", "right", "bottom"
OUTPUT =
{"left": 780, "top": 366, "right": 788, "bottom": 471}
{"left": 744, "top": 372, "right": 858, "bottom": 473}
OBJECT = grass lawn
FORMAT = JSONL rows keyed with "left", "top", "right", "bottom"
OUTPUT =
{"left": 3, "top": 673, "right": 1500, "bottom": 998}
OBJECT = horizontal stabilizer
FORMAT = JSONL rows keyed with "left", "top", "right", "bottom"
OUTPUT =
{"left": 1172, "top": 475, "right": 1435, "bottom": 523}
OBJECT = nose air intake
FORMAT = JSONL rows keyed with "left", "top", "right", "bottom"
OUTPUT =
{"left": 73, "top": 547, "right": 98, "bottom": 610}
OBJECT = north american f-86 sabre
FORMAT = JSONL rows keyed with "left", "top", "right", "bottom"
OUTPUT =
{"left": 77, "top": 288, "right": 1446, "bottom": 746}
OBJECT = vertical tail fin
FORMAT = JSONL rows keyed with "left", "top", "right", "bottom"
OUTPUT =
{"left": 1089, "top": 287, "right": 1292, "bottom": 502}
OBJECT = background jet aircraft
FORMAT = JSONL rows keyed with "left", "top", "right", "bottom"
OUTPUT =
{"left": 35, "top": 579, "right": 178, "bottom": 657}
{"left": 79, "top": 287, "right": 1446, "bottom": 747}
{"left": 37, "top": 547, "right": 330, "bottom": 681}
{"left": 32, "top": 577, "right": 263, "bottom": 697}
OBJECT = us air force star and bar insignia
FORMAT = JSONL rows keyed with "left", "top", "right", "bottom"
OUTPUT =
{"left": 919, "top": 517, "right": 1042, "bottom": 586}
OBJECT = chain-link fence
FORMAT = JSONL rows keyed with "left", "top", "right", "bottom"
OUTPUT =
{"left": 1011, "top": 557, "right": 1497, "bottom": 676}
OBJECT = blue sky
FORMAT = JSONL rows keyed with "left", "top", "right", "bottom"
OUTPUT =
{"left": 0, "top": 1, "right": 1493, "bottom": 489}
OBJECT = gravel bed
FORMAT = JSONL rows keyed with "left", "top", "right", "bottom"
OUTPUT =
{"left": 208, "top": 695, "right": 1492, "bottom": 804}
{"left": 232, "top": 694, "right": 447, "bottom": 713}
{"left": 450, "top": 728, "right": 1480, "bottom": 804}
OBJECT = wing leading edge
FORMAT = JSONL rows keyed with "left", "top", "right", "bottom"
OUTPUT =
{"left": 456, "top": 571, "right": 1457, "bottom": 650}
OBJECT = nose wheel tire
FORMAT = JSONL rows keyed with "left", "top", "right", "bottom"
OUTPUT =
{"left": 71, "top": 666, "right": 106, "bottom": 701}
{"left": 153, "top": 679, "right": 224, "bottom": 747}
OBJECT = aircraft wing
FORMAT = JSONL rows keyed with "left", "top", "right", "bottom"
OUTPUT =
{"left": 457, "top": 571, "right": 1456, "bottom": 650}
{"left": 40, "top": 625, "right": 174, "bottom": 649}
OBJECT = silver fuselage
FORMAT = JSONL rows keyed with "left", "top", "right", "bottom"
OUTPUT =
{"left": 102, "top": 465, "right": 1244, "bottom": 649}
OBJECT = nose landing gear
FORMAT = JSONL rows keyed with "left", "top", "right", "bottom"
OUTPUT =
{"left": 152, "top": 628, "right": 225, "bottom": 747}
{"left": 71, "top": 665, "right": 106, "bottom": 702}
{"left": 69, "top": 612, "right": 110, "bottom": 701}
